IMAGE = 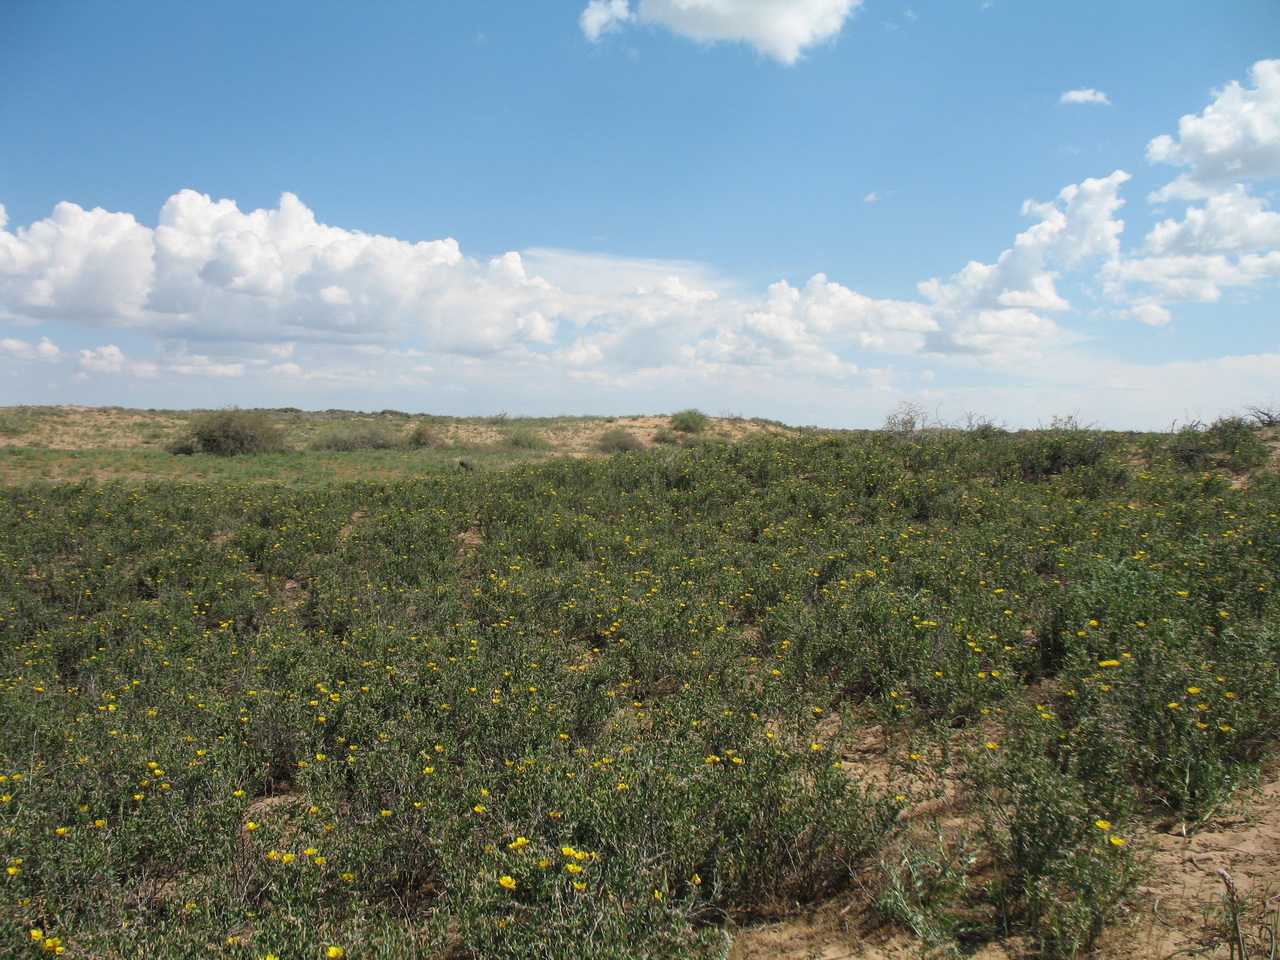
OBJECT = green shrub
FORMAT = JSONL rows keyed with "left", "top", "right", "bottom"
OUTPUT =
{"left": 669, "top": 409, "right": 709, "bottom": 434}
{"left": 407, "top": 420, "right": 452, "bottom": 450}
{"left": 1167, "top": 415, "right": 1269, "bottom": 472}
{"left": 596, "top": 428, "right": 644, "bottom": 454}
{"left": 652, "top": 427, "right": 681, "bottom": 446}
{"left": 502, "top": 429, "right": 551, "bottom": 451}
{"left": 311, "top": 422, "right": 405, "bottom": 452}
{"left": 170, "top": 408, "right": 288, "bottom": 456}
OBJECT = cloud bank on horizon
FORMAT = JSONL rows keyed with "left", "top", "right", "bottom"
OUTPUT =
{"left": 1, "top": 13, "right": 1278, "bottom": 428}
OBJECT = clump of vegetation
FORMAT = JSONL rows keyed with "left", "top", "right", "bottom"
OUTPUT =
{"left": 310, "top": 422, "right": 405, "bottom": 452}
{"left": 883, "top": 401, "right": 931, "bottom": 435}
{"left": 669, "top": 408, "right": 710, "bottom": 434}
{"left": 168, "top": 407, "right": 288, "bottom": 456}
{"left": 501, "top": 428, "right": 551, "bottom": 451}
{"left": 1015, "top": 419, "right": 1109, "bottom": 480}
{"left": 1167, "top": 415, "right": 1271, "bottom": 472}
{"left": 1245, "top": 402, "right": 1280, "bottom": 428}
{"left": 406, "top": 420, "right": 452, "bottom": 450}
{"left": 596, "top": 427, "right": 644, "bottom": 454}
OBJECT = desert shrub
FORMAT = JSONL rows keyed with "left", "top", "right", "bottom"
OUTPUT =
{"left": 169, "top": 408, "right": 288, "bottom": 456}
{"left": 1167, "top": 415, "right": 1269, "bottom": 472}
{"left": 1015, "top": 428, "right": 1109, "bottom": 480}
{"left": 669, "top": 408, "right": 709, "bottom": 434}
{"left": 883, "top": 401, "right": 930, "bottom": 434}
{"left": 407, "top": 420, "right": 451, "bottom": 450}
{"left": 1245, "top": 402, "right": 1280, "bottom": 427}
{"left": 311, "top": 422, "right": 405, "bottom": 452}
{"left": 652, "top": 427, "right": 681, "bottom": 446}
{"left": 502, "top": 428, "right": 551, "bottom": 451}
{"left": 596, "top": 427, "right": 644, "bottom": 454}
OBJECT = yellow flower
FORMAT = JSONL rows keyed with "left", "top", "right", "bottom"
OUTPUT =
{"left": 566, "top": 863, "right": 583, "bottom": 874}
{"left": 1109, "top": 836, "right": 1126, "bottom": 847}
{"left": 472, "top": 805, "right": 486, "bottom": 814}
{"left": 507, "top": 837, "right": 530, "bottom": 850}
{"left": 1094, "top": 819, "right": 1112, "bottom": 830}
{"left": 573, "top": 881, "right": 587, "bottom": 891}
{"left": 499, "top": 875, "right": 517, "bottom": 890}
{"left": 326, "top": 948, "right": 345, "bottom": 959}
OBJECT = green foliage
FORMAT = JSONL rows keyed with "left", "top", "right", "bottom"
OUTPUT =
{"left": 669, "top": 408, "right": 710, "bottom": 434}
{"left": 310, "top": 422, "right": 406, "bottom": 452}
{"left": 406, "top": 419, "right": 451, "bottom": 450}
{"left": 1, "top": 429, "right": 1277, "bottom": 957}
{"left": 1167, "top": 415, "right": 1271, "bottom": 472}
{"left": 501, "top": 428, "right": 552, "bottom": 451}
{"left": 170, "top": 407, "right": 289, "bottom": 456}
{"left": 596, "top": 427, "right": 644, "bottom": 454}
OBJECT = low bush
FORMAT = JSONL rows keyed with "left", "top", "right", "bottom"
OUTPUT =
{"left": 407, "top": 420, "right": 452, "bottom": 450}
{"left": 1167, "top": 415, "right": 1270, "bottom": 472}
{"left": 597, "top": 428, "right": 644, "bottom": 454}
{"left": 670, "top": 409, "right": 710, "bottom": 434}
{"left": 502, "top": 429, "right": 551, "bottom": 451}
{"left": 311, "top": 422, "right": 405, "bottom": 452}
{"left": 169, "top": 408, "right": 288, "bottom": 456}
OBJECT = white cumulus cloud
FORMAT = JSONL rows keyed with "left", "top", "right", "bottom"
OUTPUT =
{"left": 0, "top": 201, "right": 154, "bottom": 325}
{"left": 1, "top": 335, "right": 62, "bottom": 363}
{"left": 1147, "top": 58, "right": 1280, "bottom": 199}
{"left": 1, "top": 190, "right": 567, "bottom": 359}
{"left": 580, "top": 0, "right": 634, "bottom": 41}
{"left": 579, "top": 0, "right": 861, "bottom": 64}
{"left": 920, "top": 171, "right": 1129, "bottom": 358}
{"left": 1106, "top": 62, "right": 1280, "bottom": 315}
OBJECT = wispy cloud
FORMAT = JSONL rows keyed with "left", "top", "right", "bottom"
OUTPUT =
{"left": 1059, "top": 88, "right": 1111, "bottom": 105}
{"left": 579, "top": 0, "right": 861, "bottom": 64}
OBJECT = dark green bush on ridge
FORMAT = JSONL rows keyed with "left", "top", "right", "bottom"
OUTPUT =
{"left": 670, "top": 408, "right": 710, "bottom": 433}
{"left": 168, "top": 407, "right": 288, "bottom": 456}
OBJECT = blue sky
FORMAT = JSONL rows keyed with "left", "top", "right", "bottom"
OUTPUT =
{"left": 1, "top": 1, "right": 1277, "bottom": 428}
